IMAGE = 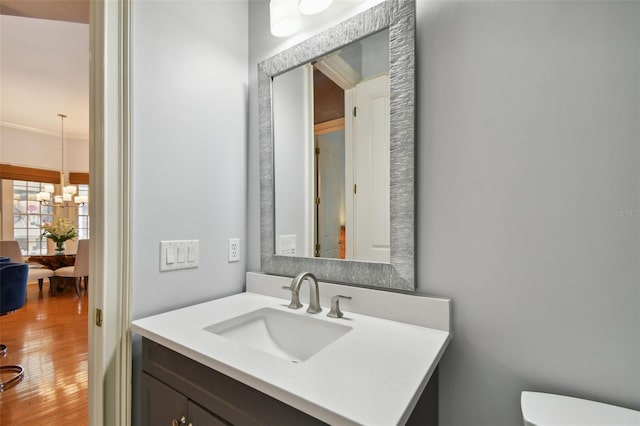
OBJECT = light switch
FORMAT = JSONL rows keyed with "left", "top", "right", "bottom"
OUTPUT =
{"left": 278, "top": 235, "right": 297, "bottom": 256}
{"left": 165, "top": 247, "right": 175, "bottom": 264}
{"left": 160, "top": 240, "right": 199, "bottom": 272}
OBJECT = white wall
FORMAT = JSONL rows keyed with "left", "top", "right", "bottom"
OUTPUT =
{"left": 248, "top": 1, "right": 640, "bottom": 425}
{"left": 131, "top": 0, "right": 247, "bottom": 422}
{"left": 0, "top": 125, "right": 89, "bottom": 172}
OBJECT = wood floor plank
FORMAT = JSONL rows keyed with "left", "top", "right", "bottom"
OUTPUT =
{"left": 0, "top": 283, "right": 88, "bottom": 425}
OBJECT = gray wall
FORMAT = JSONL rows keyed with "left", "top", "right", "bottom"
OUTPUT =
{"left": 248, "top": 1, "right": 640, "bottom": 425}
{"left": 417, "top": 1, "right": 639, "bottom": 424}
{"left": 132, "top": 0, "right": 248, "bottom": 319}
{"left": 131, "top": 0, "right": 248, "bottom": 422}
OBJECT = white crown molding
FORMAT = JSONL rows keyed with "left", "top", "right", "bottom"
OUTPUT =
{"left": 0, "top": 121, "right": 89, "bottom": 140}
{"left": 314, "top": 52, "right": 362, "bottom": 90}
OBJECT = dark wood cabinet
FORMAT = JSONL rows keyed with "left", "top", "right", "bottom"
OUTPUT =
{"left": 141, "top": 338, "right": 325, "bottom": 426}
{"left": 140, "top": 337, "right": 437, "bottom": 426}
{"left": 141, "top": 372, "right": 187, "bottom": 425}
{"left": 188, "top": 400, "right": 229, "bottom": 426}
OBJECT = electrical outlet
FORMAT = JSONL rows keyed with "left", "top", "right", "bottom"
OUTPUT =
{"left": 228, "top": 238, "right": 240, "bottom": 262}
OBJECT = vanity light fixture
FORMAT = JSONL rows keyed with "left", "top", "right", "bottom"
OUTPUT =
{"left": 37, "top": 114, "right": 88, "bottom": 208}
{"left": 298, "top": 0, "right": 333, "bottom": 15}
{"left": 270, "top": 0, "right": 301, "bottom": 37}
{"left": 270, "top": 0, "right": 335, "bottom": 37}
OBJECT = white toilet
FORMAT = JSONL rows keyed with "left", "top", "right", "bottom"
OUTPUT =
{"left": 521, "top": 391, "right": 640, "bottom": 426}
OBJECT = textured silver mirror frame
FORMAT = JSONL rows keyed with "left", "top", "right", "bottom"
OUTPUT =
{"left": 258, "top": 0, "right": 415, "bottom": 290}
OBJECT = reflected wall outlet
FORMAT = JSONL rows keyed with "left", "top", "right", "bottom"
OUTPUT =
{"left": 160, "top": 240, "right": 199, "bottom": 271}
{"left": 228, "top": 238, "right": 240, "bottom": 262}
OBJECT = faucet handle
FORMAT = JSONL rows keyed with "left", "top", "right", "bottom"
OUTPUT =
{"left": 327, "top": 295, "right": 351, "bottom": 318}
{"left": 281, "top": 286, "right": 303, "bottom": 309}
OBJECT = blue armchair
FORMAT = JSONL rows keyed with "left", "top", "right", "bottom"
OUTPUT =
{"left": 0, "top": 262, "right": 28, "bottom": 392}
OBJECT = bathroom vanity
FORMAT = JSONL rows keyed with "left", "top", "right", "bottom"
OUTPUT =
{"left": 132, "top": 273, "right": 451, "bottom": 425}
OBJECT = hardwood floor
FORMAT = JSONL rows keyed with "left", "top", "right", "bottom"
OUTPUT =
{"left": 0, "top": 282, "right": 88, "bottom": 425}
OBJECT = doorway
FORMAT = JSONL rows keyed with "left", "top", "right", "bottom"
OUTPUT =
{"left": 0, "top": 6, "right": 91, "bottom": 424}
{"left": 0, "top": 1, "right": 132, "bottom": 424}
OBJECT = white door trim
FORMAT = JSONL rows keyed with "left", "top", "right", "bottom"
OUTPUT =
{"left": 89, "top": 0, "right": 132, "bottom": 425}
{"left": 344, "top": 88, "right": 354, "bottom": 259}
{"left": 305, "top": 64, "right": 315, "bottom": 259}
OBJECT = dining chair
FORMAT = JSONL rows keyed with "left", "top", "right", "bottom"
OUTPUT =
{"left": 54, "top": 239, "right": 89, "bottom": 296}
{"left": 0, "top": 262, "right": 28, "bottom": 392}
{"left": 0, "top": 240, "right": 54, "bottom": 292}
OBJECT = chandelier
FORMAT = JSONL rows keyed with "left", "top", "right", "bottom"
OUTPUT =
{"left": 37, "top": 114, "right": 88, "bottom": 208}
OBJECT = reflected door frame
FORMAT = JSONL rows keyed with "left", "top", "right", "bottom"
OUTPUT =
{"left": 345, "top": 89, "right": 355, "bottom": 259}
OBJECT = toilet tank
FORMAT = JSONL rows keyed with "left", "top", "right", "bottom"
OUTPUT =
{"left": 521, "top": 392, "right": 640, "bottom": 426}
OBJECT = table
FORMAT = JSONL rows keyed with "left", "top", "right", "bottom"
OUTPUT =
{"left": 27, "top": 255, "right": 76, "bottom": 296}
{"left": 28, "top": 255, "right": 75, "bottom": 270}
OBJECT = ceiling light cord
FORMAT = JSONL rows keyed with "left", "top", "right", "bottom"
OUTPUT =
{"left": 58, "top": 113, "right": 67, "bottom": 185}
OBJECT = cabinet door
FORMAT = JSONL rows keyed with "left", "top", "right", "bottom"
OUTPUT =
{"left": 141, "top": 372, "right": 188, "bottom": 426}
{"left": 188, "top": 400, "right": 229, "bottom": 426}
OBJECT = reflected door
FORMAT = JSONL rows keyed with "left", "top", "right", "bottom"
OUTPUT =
{"left": 316, "top": 132, "right": 345, "bottom": 258}
{"left": 353, "top": 74, "right": 390, "bottom": 262}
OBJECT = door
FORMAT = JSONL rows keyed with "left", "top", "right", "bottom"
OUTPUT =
{"left": 188, "top": 401, "right": 229, "bottom": 426}
{"left": 141, "top": 373, "right": 229, "bottom": 426}
{"left": 316, "top": 132, "right": 345, "bottom": 258}
{"left": 141, "top": 373, "right": 188, "bottom": 426}
{"left": 352, "top": 74, "right": 390, "bottom": 262}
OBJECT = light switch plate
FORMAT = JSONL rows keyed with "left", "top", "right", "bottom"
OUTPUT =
{"left": 278, "top": 234, "right": 297, "bottom": 256}
{"left": 160, "top": 240, "right": 199, "bottom": 271}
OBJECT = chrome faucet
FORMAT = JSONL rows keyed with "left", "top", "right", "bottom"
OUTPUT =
{"left": 282, "top": 272, "right": 322, "bottom": 314}
{"left": 327, "top": 295, "right": 351, "bottom": 318}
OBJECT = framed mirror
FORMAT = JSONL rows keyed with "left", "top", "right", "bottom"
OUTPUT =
{"left": 259, "top": 0, "right": 415, "bottom": 290}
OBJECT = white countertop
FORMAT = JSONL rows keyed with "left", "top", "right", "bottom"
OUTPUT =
{"left": 132, "top": 281, "right": 450, "bottom": 425}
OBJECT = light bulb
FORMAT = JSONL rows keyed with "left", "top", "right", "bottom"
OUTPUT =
{"left": 298, "top": 0, "right": 333, "bottom": 15}
{"left": 270, "top": 0, "right": 301, "bottom": 37}
{"left": 64, "top": 185, "right": 77, "bottom": 195}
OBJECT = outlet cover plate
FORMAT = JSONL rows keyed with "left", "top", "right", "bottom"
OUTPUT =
{"left": 228, "top": 238, "right": 240, "bottom": 262}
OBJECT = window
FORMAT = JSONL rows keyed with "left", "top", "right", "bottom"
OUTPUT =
{"left": 77, "top": 184, "right": 89, "bottom": 239}
{"left": 13, "top": 180, "right": 53, "bottom": 255}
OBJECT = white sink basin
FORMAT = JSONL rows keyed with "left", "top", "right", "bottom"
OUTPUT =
{"left": 204, "top": 307, "right": 352, "bottom": 362}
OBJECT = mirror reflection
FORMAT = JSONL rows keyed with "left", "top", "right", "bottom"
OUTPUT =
{"left": 273, "top": 29, "right": 390, "bottom": 262}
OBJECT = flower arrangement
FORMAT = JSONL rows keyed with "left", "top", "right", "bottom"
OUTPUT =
{"left": 41, "top": 218, "right": 78, "bottom": 254}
